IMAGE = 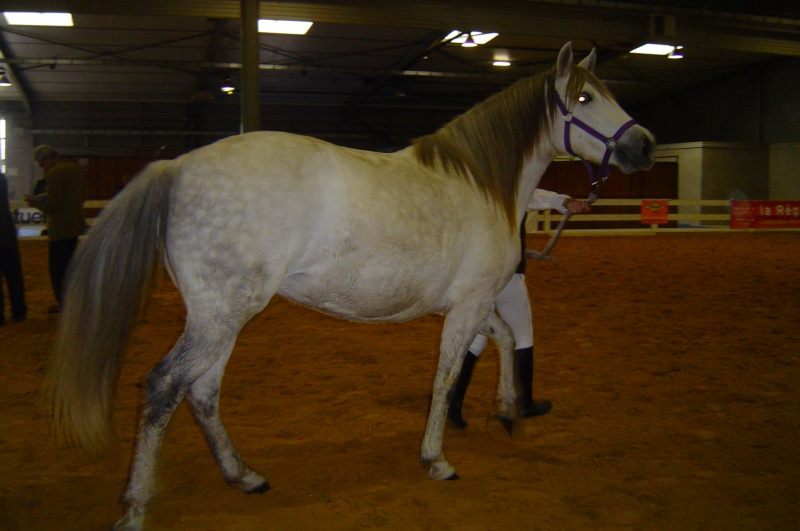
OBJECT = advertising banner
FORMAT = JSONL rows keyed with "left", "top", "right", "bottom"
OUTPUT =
{"left": 730, "top": 200, "right": 800, "bottom": 229}
{"left": 10, "top": 204, "right": 48, "bottom": 237}
{"left": 641, "top": 200, "right": 670, "bottom": 224}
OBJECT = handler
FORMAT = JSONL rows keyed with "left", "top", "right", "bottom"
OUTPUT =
{"left": 448, "top": 188, "right": 590, "bottom": 428}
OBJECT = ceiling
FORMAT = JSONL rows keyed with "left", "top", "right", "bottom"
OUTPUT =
{"left": 1, "top": 1, "right": 799, "bottom": 149}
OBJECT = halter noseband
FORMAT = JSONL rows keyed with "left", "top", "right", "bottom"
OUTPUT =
{"left": 555, "top": 93, "right": 637, "bottom": 203}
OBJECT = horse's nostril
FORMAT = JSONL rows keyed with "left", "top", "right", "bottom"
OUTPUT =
{"left": 642, "top": 135, "right": 654, "bottom": 156}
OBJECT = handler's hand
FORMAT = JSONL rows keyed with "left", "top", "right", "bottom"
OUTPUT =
{"left": 564, "top": 199, "right": 591, "bottom": 214}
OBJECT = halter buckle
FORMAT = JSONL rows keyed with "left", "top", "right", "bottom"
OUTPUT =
{"left": 562, "top": 112, "right": 573, "bottom": 123}
{"left": 605, "top": 138, "right": 618, "bottom": 151}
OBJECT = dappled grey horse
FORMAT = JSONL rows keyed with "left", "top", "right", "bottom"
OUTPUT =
{"left": 45, "top": 42, "right": 655, "bottom": 529}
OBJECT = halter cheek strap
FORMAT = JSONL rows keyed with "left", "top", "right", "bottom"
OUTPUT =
{"left": 555, "top": 93, "right": 637, "bottom": 203}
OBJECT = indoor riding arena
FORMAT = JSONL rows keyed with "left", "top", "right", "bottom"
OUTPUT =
{"left": 3, "top": 2, "right": 800, "bottom": 530}
{"left": 2, "top": 231, "right": 798, "bottom": 529}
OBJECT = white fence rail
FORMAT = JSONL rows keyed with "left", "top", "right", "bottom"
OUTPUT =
{"left": 10, "top": 199, "right": 797, "bottom": 239}
{"left": 526, "top": 199, "right": 742, "bottom": 235}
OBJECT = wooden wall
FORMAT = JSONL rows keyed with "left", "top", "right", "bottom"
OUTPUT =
{"left": 81, "top": 156, "right": 159, "bottom": 199}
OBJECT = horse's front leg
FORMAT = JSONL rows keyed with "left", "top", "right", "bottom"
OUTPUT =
{"left": 479, "top": 311, "right": 517, "bottom": 430}
{"left": 421, "top": 305, "right": 489, "bottom": 480}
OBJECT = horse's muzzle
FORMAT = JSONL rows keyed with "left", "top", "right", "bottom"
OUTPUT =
{"left": 613, "top": 125, "right": 656, "bottom": 173}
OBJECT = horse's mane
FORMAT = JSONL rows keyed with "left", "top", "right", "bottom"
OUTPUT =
{"left": 413, "top": 63, "right": 611, "bottom": 229}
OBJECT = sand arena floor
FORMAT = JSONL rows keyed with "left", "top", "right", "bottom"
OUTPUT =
{"left": 1, "top": 233, "right": 799, "bottom": 530}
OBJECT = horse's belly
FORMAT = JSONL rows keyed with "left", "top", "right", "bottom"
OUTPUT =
{"left": 278, "top": 272, "right": 445, "bottom": 323}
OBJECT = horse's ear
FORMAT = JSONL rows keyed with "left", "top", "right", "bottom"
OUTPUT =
{"left": 556, "top": 42, "right": 573, "bottom": 78}
{"left": 578, "top": 48, "right": 597, "bottom": 73}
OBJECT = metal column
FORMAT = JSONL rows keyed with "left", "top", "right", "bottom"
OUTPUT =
{"left": 240, "top": 0, "right": 260, "bottom": 133}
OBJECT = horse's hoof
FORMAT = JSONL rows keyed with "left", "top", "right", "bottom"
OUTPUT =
{"left": 487, "top": 413, "right": 515, "bottom": 436}
{"left": 428, "top": 461, "right": 457, "bottom": 480}
{"left": 246, "top": 480, "right": 271, "bottom": 495}
{"left": 519, "top": 399, "right": 552, "bottom": 418}
{"left": 112, "top": 515, "right": 143, "bottom": 531}
{"left": 235, "top": 469, "right": 271, "bottom": 494}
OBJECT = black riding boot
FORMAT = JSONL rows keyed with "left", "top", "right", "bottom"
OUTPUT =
{"left": 515, "top": 346, "right": 552, "bottom": 418}
{"left": 447, "top": 351, "right": 479, "bottom": 429}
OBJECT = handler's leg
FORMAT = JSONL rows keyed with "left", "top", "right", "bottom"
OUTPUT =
{"left": 446, "top": 348, "right": 479, "bottom": 429}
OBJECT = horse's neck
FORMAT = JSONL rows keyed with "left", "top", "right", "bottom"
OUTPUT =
{"left": 517, "top": 143, "right": 557, "bottom": 225}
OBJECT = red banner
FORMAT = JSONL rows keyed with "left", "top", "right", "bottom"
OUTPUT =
{"left": 641, "top": 200, "right": 670, "bottom": 224}
{"left": 731, "top": 200, "right": 800, "bottom": 229}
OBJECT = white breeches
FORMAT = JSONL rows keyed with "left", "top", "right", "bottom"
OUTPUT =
{"left": 468, "top": 273, "right": 533, "bottom": 356}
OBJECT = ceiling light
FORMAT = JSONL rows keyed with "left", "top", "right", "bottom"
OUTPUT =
{"left": 445, "top": 30, "right": 499, "bottom": 47}
{"left": 258, "top": 19, "right": 313, "bottom": 35}
{"left": 0, "top": 74, "right": 11, "bottom": 87}
{"left": 630, "top": 43, "right": 675, "bottom": 56}
{"left": 668, "top": 45, "right": 684, "bottom": 59}
{"left": 462, "top": 33, "right": 477, "bottom": 48}
{"left": 493, "top": 60, "right": 511, "bottom": 67}
{"left": 220, "top": 79, "right": 235, "bottom": 94}
{"left": 3, "top": 12, "right": 74, "bottom": 26}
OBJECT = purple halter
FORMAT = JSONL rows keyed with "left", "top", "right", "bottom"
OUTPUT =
{"left": 555, "top": 93, "right": 637, "bottom": 203}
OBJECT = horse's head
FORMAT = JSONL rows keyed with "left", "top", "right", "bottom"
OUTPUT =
{"left": 551, "top": 42, "right": 655, "bottom": 175}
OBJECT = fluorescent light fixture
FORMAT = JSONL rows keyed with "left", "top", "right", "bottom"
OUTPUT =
{"left": 0, "top": 73, "right": 11, "bottom": 86}
{"left": 493, "top": 60, "right": 511, "bottom": 67}
{"left": 3, "top": 12, "right": 74, "bottom": 26}
{"left": 668, "top": 45, "right": 684, "bottom": 59}
{"left": 630, "top": 43, "right": 675, "bottom": 55}
{"left": 258, "top": 19, "right": 313, "bottom": 35}
{"left": 445, "top": 30, "right": 498, "bottom": 46}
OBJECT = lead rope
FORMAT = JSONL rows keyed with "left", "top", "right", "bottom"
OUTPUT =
{"left": 525, "top": 180, "right": 602, "bottom": 263}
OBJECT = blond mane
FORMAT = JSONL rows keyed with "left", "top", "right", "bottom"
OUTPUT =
{"left": 413, "top": 64, "right": 611, "bottom": 229}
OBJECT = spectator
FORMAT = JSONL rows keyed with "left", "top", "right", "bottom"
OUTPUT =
{"left": 25, "top": 145, "right": 86, "bottom": 314}
{"left": 0, "top": 172, "right": 27, "bottom": 325}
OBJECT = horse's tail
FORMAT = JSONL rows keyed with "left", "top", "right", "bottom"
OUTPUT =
{"left": 44, "top": 159, "right": 180, "bottom": 454}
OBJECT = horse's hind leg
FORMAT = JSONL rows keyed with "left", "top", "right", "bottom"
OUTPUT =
{"left": 187, "top": 354, "right": 269, "bottom": 494}
{"left": 114, "top": 320, "right": 243, "bottom": 531}
{"left": 479, "top": 311, "right": 517, "bottom": 431}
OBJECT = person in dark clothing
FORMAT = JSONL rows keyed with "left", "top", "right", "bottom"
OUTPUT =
{"left": 0, "top": 172, "right": 27, "bottom": 325}
{"left": 25, "top": 145, "right": 86, "bottom": 313}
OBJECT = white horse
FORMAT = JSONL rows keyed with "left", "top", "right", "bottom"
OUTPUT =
{"left": 45, "top": 42, "right": 655, "bottom": 530}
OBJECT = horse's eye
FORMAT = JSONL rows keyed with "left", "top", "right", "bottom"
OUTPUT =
{"left": 578, "top": 93, "right": 592, "bottom": 104}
